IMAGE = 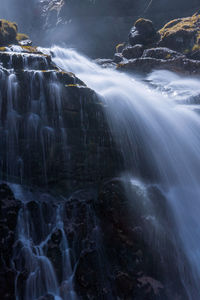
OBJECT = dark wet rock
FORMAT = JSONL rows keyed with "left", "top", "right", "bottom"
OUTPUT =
{"left": 0, "top": 184, "right": 21, "bottom": 300}
{"left": 190, "top": 50, "right": 200, "bottom": 60}
{"left": 18, "top": 39, "right": 33, "bottom": 46}
{"left": 0, "top": 182, "right": 189, "bottom": 300}
{"left": 142, "top": 47, "right": 184, "bottom": 60}
{"left": 129, "top": 18, "right": 159, "bottom": 47}
{"left": 0, "top": 19, "right": 18, "bottom": 46}
{"left": 113, "top": 52, "right": 124, "bottom": 63}
{"left": 115, "top": 271, "right": 136, "bottom": 297}
{"left": 0, "top": 46, "right": 123, "bottom": 192}
{"left": 0, "top": 51, "right": 52, "bottom": 70}
{"left": 122, "top": 44, "right": 144, "bottom": 59}
{"left": 158, "top": 13, "right": 200, "bottom": 56}
{"left": 118, "top": 56, "right": 200, "bottom": 75}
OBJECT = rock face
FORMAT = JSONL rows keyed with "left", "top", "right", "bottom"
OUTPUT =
{"left": 0, "top": 17, "right": 196, "bottom": 300}
{"left": 0, "top": 45, "right": 122, "bottom": 192}
{"left": 0, "top": 181, "right": 189, "bottom": 300}
{"left": 0, "top": 184, "right": 21, "bottom": 300}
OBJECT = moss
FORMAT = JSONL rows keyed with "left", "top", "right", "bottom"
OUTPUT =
{"left": 159, "top": 14, "right": 200, "bottom": 37}
{"left": 21, "top": 46, "right": 37, "bottom": 53}
{"left": 116, "top": 43, "right": 124, "bottom": 53}
{"left": 0, "top": 19, "right": 18, "bottom": 46}
{"left": 0, "top": 46, "right": 6, "bottom": 52}
{"left": 65, "top": 84, "right": 78, "bottom": 87}
{"left": 166, "top": 54, "right": 171, "bottom": 59}
{"left": 16, "top": 33, "right": 29, "bottom": 41}
{"left": 159, "top": 13, "right": 200, "bottom": 54}
{"left": 192, "top": 44, "right": 200, "bottom": 52}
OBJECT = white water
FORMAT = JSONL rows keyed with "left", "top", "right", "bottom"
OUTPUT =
{"left": 11, "top": 184, "right": 77, "bottom": 300}
{"left": 41, "top": 46, "right": 200, "bottom": 299}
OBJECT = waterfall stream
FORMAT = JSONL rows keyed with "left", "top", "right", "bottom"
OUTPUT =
{"left": 2, "top": 45, "right": 200, "bottom": 299}
{"left": 11, "top": 184, "right": 78, "bottom": 300}
{"left": 44, "top": 46, "right": 200, "bottom": 299}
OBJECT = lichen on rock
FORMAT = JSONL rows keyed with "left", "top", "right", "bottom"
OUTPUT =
{"left": 0, "top": 19, "right": 30, "bottom": 46}
{"left": 159, "top": 13, "right": 200, "bottom": 56}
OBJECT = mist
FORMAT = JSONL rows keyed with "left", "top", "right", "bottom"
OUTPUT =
{"left": 0, "top": 0, "right": 200, "bottom": 58}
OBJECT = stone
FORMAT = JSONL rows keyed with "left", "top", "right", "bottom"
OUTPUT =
{"left": 129, "top": 18, "right": 158, "bottom": 47}
{"left": 118, "top": 56, "right": 200, "bottom": 75}
{"left": 159, "top": 13, "right": 200, "bottom": 56}
{"left": 113, "top": 52, "right": 124, "bottom": 63}
{"left": 142, "top": 47, "right": 184, "bottom": 60}
{"left": 18, "top": 39, "right": 33, "bottom": 46}
{"left": 122, "top": 44, "right": 144, "bottom": 59}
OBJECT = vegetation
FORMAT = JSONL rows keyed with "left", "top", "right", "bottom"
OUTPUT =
{"left": 159, "top": 13, "right": 200, "bottom": 53}
{"left": 16, "top": 33, "right": 29, "bottom": 41}
{"left": 0, "top": 19, "right": 29, "bottom": 46}
{"left": 0, "top": 19, "right": 18, "bottom": 45}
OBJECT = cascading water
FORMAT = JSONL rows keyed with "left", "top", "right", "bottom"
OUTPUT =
{"left": 41, "top": 46, "right": 200, "bottom": 299}
{"left": 2, "top": 44, "right": 200, "bottom": 299}
{"left": 11, "top": 184, "right": 78, "bottom": 300}
{"left": 0, "top": 48, "right": 81, "bottom": 300}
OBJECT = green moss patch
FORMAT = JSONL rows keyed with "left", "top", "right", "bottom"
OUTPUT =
{"left": 0, "top": 19, "right": 18, "bottom": 45}
{"left": 0, "top": 19, "right": 30, "bottom": 46}
{"left": 16, "top": 33, "right": 29, "bottom": 41}
{"left": 159, "top": 13, "right": 200, "bottom": 54}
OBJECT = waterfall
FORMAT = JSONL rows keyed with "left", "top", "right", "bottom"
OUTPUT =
{"left": 2, "top": 44, "right": 200, "bottom": 299}
{"left": 42, "top": 46, "right": 200, "bottom": 299}
{"left": 11, "top": 183, "right": 78, "bottom": 300}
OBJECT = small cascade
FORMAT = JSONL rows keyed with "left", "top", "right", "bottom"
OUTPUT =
{"left": 0, "top": 48, "right": 71, "bottom": 186}
{"left": 11, "top": 184, "right": 78, "bottom": 300}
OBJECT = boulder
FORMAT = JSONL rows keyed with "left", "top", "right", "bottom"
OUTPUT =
{"left": 0, "top": 19, "right": 30, "bottom": 46}
{"left": 113, "top": 52, "right": 124, "bottom": 63}
{"left": 158, "top": 13, "right": 200, "bottom": 57}
{"left": 129, "top": 18, "right": 159, "bottom": 47}
{"left": 122, "top": 44, "right": 144, "bottom": 59}
{"left": 0, "top": 19, "right": 18, "bottom": 45}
